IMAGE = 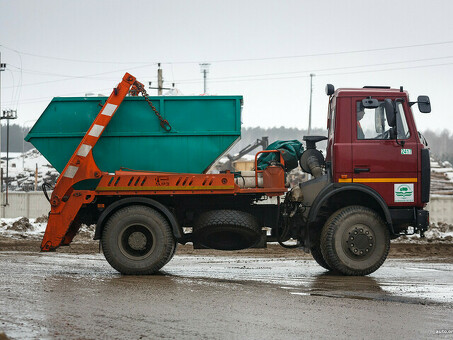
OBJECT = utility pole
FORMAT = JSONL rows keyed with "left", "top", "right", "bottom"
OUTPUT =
{"left": 34, "top": 163, "right": 38, "bottom": 191}
{"left": 149, "top": 64, "right": 173, "bottom": 95}
{"left": 199, "top": 63, "right": 210, "bottom": 94}
{"left": 157, "top": 63, "right": 163, "bottom": 96}
{"left": 308, "top": 73, "right": 315, "bottom": 135}
{"left": 0, "top": 53, "right": 4, "bottom": 114}
{"left": 1, "top": 109, "right": 17, "bottom": 205}
{"left": 0, "top": 53, "right": 6, "bottom": 209}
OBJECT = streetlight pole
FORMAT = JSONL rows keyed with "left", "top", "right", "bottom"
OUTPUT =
{"left": 157, "top": 63, "right": 163, "bottom": 96}
{"left": 308, "top": 73, "right": 315, "bottom": 135}
{"left": 1, "top": 109, "right": 17, "bottom": 205}
{"left": 0, "top": 52, "right": 5, "bottom": 116}
{"left": 0, "top": 54, "right": 6, "bottom": 208}
{"left": 199, "top": 63, "right": 210, "bottom": 94}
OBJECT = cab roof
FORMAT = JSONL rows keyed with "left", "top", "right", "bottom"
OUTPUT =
{"left": 334, "top": 87, "right": 409, "bottom": 97}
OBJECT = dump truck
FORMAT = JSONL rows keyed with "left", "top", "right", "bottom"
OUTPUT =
{"left": 25, "top": 73, "right": 431, "bottom": 276}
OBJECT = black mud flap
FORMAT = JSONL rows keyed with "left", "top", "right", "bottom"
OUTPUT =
{"left": 416, "top": 209, "right": 429, "bottom": 234}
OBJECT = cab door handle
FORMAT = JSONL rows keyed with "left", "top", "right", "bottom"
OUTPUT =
{"left": 354, "top": 168, "right": 370, "bottom": 173}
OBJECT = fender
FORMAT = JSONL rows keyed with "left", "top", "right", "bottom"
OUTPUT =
{"left": 94, "top": 197, "right": 182, "bottom": 240}
{"left": 307, "top": 183, "right": 394, "bottom": 234}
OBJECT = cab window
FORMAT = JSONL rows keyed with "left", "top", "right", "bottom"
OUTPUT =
{"left": 356, "top": 101, "right": 410, "bottom": 140}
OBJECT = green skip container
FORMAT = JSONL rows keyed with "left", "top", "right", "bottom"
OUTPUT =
{"left": 25, "top": 96, "right": 242, "bottom": 174}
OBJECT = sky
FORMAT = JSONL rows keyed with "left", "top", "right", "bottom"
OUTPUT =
{"left": 0, "top": 0, "right": 452, "bottom": 133}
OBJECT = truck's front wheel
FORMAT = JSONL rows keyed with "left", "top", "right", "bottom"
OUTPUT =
{"left": 310, "top": 241, "right": 331, "bottom": 271}
{"left": 320, "top": 206, "right": 390, "bottom": 276}
{"left": 101, "top": 205, "right": 175, "bottom": 275}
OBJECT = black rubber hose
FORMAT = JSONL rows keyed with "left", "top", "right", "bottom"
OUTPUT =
{"left": 42, "top": 182, "right": 53, "bottom": 203}
{"left": 276, "top": 196, "right": 299, "bottom": 249}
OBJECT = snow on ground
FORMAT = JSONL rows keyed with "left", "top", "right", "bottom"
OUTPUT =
{"left": 393, "top": 222, "right": 453, "bottom": 244}
{"left": 1, "top": 151, "right": 51, "bottom": 172}
{"left": 0, "top": 217, "right": 95, "bottom": 242}
{"left": 0, "top": 217, "right": 47, "bottom": 237}
{"left": 431, "top": 160, "right": 453, "bottom": 181}
{"left": 1, "top": 149, "right": 58, "bottom": 191}
{"left": 430, "top": 158, "right": 453, "bottom": 195}
{"left": 430, "top": 159, "right": 453, "bottom": 175}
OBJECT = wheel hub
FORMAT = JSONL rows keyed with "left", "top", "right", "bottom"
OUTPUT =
{"left": 345, "top": 224, "right": 374, "bottom": 257}
{"left": 118, "top": 224, "right": 155, "bottom": 260}
{"left": 128, "top": 232, "right": 147, "bottom": 251}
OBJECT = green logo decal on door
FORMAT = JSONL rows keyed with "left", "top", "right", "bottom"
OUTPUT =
{"left": 394, "top": 184, "right": 414, "bottom": 202}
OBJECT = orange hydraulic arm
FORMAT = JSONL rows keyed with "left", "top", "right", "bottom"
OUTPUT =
{"left": 41, "top": 73, "right": 138, "bottom": 251}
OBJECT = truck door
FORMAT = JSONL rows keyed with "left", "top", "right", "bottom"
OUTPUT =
{"left": 352, "top": 97, "right": 418, "bottom": 206}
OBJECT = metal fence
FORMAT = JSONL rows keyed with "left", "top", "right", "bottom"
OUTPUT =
{"left": 1, "top": 192, "right": 50, "bottom": 219}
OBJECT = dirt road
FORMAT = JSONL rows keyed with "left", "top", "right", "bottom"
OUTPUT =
{"left": 0, "top": 248, "right": 452, "bottom": 339}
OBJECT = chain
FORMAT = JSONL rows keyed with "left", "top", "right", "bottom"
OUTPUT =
{"left": 133, "top": 81, "right": 172, "bottom": 132}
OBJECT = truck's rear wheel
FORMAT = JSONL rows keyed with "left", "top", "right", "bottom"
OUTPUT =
{"left": 101, "top": 205, "right": 175, "bottom": 275}
{"left": 320, "top": 206, "right": 390, "bottom": 276}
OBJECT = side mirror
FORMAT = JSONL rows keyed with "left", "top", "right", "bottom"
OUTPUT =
{"left": 384, "top": 99, "right": 396, "bottom": 128}
{"left": 325, "top": 84, "right": 335, "bottom": 96}
{"left": 417, "top": 95, "right": 431, "bottom": 113}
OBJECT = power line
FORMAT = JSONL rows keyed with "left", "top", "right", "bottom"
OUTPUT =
{"left": 175, "top": 55, "right": 453, "bottom": 83}
{"left": 1, "top": 87, "right": 112, "bottom": 105}
{"left": 320, "top": 61, "right": 453, "bottom": 77}
{"left": 0, "top": 44, "right": 148, "bottom": 65}
{"left": 12, "top": 53, "right": 445, "bottom": 89}
{"left": 7, "top": 64, "right": 102, "bottom": 78}
{"left": 3, "top": 62, "right": 156, "bottom": 89}
{"left": 12, "top": 54, "right": 451, "bottom": 83}
{"left": 166, "top": 40, "right": 453, "bottom": 64}
{"left": 2, "top": 40, "right": 453, "bottom": 65}
{"left": 176, "top": 61, "right": 453, "bottom": 84}
{"left": 3, "top": 59, "right": 453, "bottom": 105}
{"left": 5, "top": 60, "right": 453, "bottom": 106}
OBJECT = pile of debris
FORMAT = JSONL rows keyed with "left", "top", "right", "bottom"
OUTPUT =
{"left": 2, "top": 149, "right": 58, "bottom": 192}
{"left": 393, "top": 222, "right": 453, "bottom": 244}
{"left": 5, "top": 217, "right": 34, "bottom": 232}
{"left": 430, "top": 159, "right": 453, "bottom": 195}
{"left": 0, "top": 216, "right": 95, "bottom": 242}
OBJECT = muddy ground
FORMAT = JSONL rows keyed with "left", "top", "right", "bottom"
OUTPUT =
{"left": 1, "top": 235, "right": 452, "bottom": 260}
{"left": 0, "top": 238, "right": 452, "bottom": 339}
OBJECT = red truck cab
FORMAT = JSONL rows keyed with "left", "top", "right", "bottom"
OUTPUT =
{"left": 316, "top": 85, "right": 431, "bottom": 235}
{"left": 327, "top": 86, "right": 429, "bottom": 207}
